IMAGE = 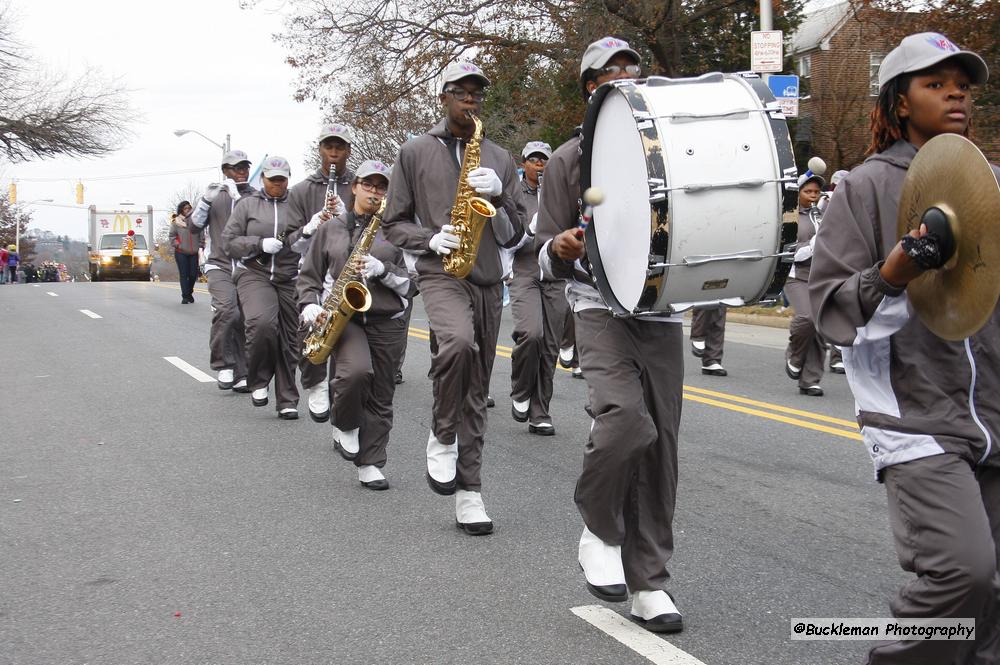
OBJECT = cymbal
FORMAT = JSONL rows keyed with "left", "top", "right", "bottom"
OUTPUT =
{"left": 897, "top": 133, "right": 1000, "bottom": 341}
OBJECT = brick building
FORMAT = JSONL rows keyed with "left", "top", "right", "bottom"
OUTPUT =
{"left": 790, "top": 2, "right": 998, "bottom": 170}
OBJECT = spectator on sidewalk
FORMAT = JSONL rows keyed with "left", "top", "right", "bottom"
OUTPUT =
{"left": 0, "top": 245, "right": 7, "bottom": 284}
{"left": 5, "top": 245, "right": 19, "bottom": 284}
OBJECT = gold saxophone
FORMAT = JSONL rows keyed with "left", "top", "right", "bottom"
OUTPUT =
{"left": 442, "top": 113, "right": 497, "bottom": 279}
{"left": 302, "top": 198, "right": 386, "bottom": 365}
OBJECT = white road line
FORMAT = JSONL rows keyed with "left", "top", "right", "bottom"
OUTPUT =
{"left": 571, "top": 605, "right": 707, "bottom": 665}
{"left": 46, "top": 291, "right": 58, "bottom": 297}
{"left": 163, "top": 356, "right": 215, "bottom": 383}
{"left": 79, "top": 309, "right": 102, "bottom": 319}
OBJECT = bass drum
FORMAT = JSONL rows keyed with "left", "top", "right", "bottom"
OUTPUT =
{"left": 580, "top": 72, "right": 798, "bottom": 317}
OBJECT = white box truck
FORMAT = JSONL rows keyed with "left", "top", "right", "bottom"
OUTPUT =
{"left": 87, "top": 205, "right": 154, "bottom": 281}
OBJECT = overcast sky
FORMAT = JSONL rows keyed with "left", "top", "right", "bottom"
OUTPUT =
{"left": 6, "top": 0, "right": 322, "bottom": 240}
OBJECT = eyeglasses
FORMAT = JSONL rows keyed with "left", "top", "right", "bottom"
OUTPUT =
{"left": 599, "top": 64, "right": 641, "bottom": 77}
{"left": 525, "top": 157, "right": 547, "bottom": 166}
{"left": 358, "top": 180, "right": 388, "bottom": 194}
{"left": 227, "top": 163, "right": 250, "bottom": 172}
{"left": 444, "top": 88, "right": 486, "bottom": 102}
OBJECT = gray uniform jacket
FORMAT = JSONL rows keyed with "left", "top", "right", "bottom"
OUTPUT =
{"left": 285, "top": 167, "right": 356, "bottom": 251}
{"left": 191, "top": 184, "right": 257, "bottom": 271}
{"left": 222, "top": 190, "right": 300, "bottom": 284}
{"left": 809, "top": 139, "right": 1000, "bottom": 477}
{"left": 534, "top": 133, "right": 679, "bottom": 322}
{"left": 789, "top": 205, "right": 821, "bottom": 282}
{"left": 297, "top": 211, "right": 410, "bottom": 321}
{"left": 381, "top": 118, "right": 526, "bottom": 286}
{"left": 511, "top": 179, "right": 541, "bottom": 278}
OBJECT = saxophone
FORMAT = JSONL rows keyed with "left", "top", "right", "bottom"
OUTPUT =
{"left": 442, "top": 113, "right": 497, "bottom": 279}
{"left": 302, "top": 198, "right": 386, "bottom": 365}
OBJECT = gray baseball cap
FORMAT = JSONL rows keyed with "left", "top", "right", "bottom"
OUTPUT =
{"left": 221, "top": 149, "right": 251, "bottom": 167}
{"left": 261, "top": 156, "right": 291, "bottom": 179}
{"left": 356, "top": 160, "right": 391, "bottom": 182}
{"left": 318, "top": 123, "right": 355, "bottom": 144}
{"left": 798, "top": 172, "right": 825, "bottom": 189}
{"left": 878, "top": 32, "right": 988, "bottom": 91}
{"left": 522, "top": 141, "right": 553, "bottom": 160}
{"left": 580, "top": 37, "right": 640, "bottom": 76}
{"left": 830, "top": 170, "right": 850, "bottom": 187}
{"left": 441, "top": 61, "right": 490, "bottom": 92}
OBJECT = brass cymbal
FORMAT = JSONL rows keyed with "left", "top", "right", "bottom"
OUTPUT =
{"left": 897, "top": 133, "right": 1000, "bottom": 341}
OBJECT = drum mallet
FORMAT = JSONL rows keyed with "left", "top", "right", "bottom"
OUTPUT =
{"left": 576, "top": 187, "right": 605, "bottom": 239}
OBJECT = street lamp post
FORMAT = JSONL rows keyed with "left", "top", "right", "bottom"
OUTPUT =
{"left": 16, "top": 198, "right": 54, "bottom": 254}
{"left": 173, "top": 129, "right": 230, "bottom": 174}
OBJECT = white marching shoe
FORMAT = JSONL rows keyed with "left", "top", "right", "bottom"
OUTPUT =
{"left": 558, "top": 346, "right": 575, "bottom": 368}
{"left": 690, "top": 339, "right": 706, "bottom": 358}
{"left": 630, "top": 590, "right": 683, "bottom": 634}
{"left": 307, "top": 383, "right": 329, "bottom": 422}
{"left": 334, "top": 427, "right": 360, "bottom": 461}
{"left": 358, "top": 465, "right": 389, "bottom": 491}
{"left": 578, "top": 526, "right": 627, "bottom": 602}
{"left": 455, "top": 490, "right": 493, "bottom": 535}
{"left": 511, "top": 398, "right": 529, "bottom": 423}
{"left": 251, "top": 387, "right": 268, "bottom": 407}
{"left": 425, "top": 431, "right": 458, "bottom": 495}
{"left": 217, "top": 368, "right": 235, "bottom": 390}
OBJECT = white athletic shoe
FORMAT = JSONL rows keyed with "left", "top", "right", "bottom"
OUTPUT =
{"left": 307, "top": 383, "right": 329, "bottom": 421}
{"left": 511, "top": 398, "right": 529, "bottom": 422}
{"left": 339, "top": 428, "right": 360, "bottom": 455}
{"left": 630, "top": 590, "right": 683, "bottom": 633}
{"left": 578, "top": 526, "right": 627, "bottom": 602}
{"left": 690, "top": 339, "right": 706, "bottom": 357}
{"left": 358, "top": 465, "right": 388, "bottom": 490}
{"left": 251, "top": 387, "right": 268, "bottom": 407}
{"left": 572, "top": 366, "right": 583, "bottom": 378}
{"left": 217, "top": 369, "right": 235, "bottom": 389}
{"left": 558, "top": 346, "right": 575, "bottom": 367}
{"left": 426, "top": 431, "right": 458, "bottom": 495}
{"left": 455, "top": 490, "right": 493, "bottom": 535}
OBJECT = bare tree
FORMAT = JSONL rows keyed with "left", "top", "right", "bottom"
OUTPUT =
{"left": 246, "top": 0, "right": 803, "bottom": 162}
{"left": 0, "top": 1, "right": 136, "bottom": 163}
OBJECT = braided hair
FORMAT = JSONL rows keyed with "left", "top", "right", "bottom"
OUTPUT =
{"left": 866, "top": 74, "right": 913, "bottom": 156}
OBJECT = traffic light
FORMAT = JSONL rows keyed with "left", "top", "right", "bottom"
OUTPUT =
{"left": 75, "top": 181, "right": 84, "bottom": 204}
{"left": 8, "top": 182, "right": 15, "bottom": 204}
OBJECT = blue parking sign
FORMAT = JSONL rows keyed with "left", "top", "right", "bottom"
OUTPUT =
{"left": 768, "top": 75, "right": 799, "bottom": 99}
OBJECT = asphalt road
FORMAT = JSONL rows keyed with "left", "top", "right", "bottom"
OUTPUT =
{"left": 0, "top": 281, "right": 906, "bottom": 665}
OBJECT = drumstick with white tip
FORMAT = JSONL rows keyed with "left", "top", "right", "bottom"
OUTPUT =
{"left": 576, "top": 187, "right": 605, "bottom": 239}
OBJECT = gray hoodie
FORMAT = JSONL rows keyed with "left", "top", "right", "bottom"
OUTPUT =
{"left": 381, "top": 118, "right": 526, "bottom": 286}
{"left": 222, "top": 189, "right": 301, "bottom": 284}
{"left": 809, "top": 139, "right": 1000, "bottom": 478}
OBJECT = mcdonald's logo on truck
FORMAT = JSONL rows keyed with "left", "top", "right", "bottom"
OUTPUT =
{"left": 87, "top": 205, "right": 155, "bottom": 282}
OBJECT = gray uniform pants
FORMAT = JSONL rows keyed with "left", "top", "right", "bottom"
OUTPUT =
{"left": 419, "top": 273, "right": 502, "bottom": 492}
{"left": 690, "top": 306, "right": 726, "bottom": 366}
{"left": 561, "top": 306, "right": 579, "bottom": 368}
{"left": 206, "top": 268, "right": 247, "bottom": 378}
{"left": 299, "top": 328, "right": 327, "bottom": 390}
{"left": 868, "top": 454, "right": 1000, "bottom": 665}
{"left": 509, "top": 274, "right": 568, "bottom": 424}
{"left": 235, "top": 270, "right": 300, "bottom": 410}
{"left": 574, "top": 310, "right": 684, "bottom": 591}
{"left": 784, "top": 277, "right": 825, "bottom": 388}
{"left": 327, "top": 317, "right": 407, "bottom": 468}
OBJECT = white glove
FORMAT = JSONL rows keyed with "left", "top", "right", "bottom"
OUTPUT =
{"left": 203, "top": 182, "right": 225, "bottom": 203}
{"left": 303, "top": 211, "right": 327, "bottom": 237}
{"left": 528, "top": 213, "right": 537, "bottom": 236}
{"left": 223, "top": 178, "right": 240, "bottom": 200}
{"left": 262, "top": 237, "right": 283, "bottom": 254}
{"left": 300, "top": 303, "right": 324, "bottom": 325}
{"left": 466, "top": 167, "right": 502, "bottom": 197}
{"left": 793, "top": 236, "right": 816, "bottom": 263}
{"left": 429, "top": 225, "right": 461, "bottom": 255}
{"left": 325, "top": 195, "right": 346, "bottom": 218}
{"left": 361, "top": 255, "right": 385, "bottom": 280}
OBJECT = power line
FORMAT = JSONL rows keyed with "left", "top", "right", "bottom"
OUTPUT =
{"left": 13, "top": 166, "right": 218, "bottom": 183}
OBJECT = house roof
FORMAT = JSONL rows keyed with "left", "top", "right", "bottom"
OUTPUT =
{"left": 790, "top": 1, "right": 854, "bottom": 55}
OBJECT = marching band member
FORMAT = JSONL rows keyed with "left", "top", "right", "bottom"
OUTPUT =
{"left": 382, "top": 60, "right": 526, "bottom": 535}
{"left": 298, "top": 161, "right": 410, "bottom": 491}
{"left": 784, "top": 172, "right": 826, "bottom": 397}
{"left": 190, "top": 150, "right": 255, "bottom": 393}
{"left": 558, "top": 311, "right": 582, "bottom": 378}
{"left": 508, "top": 140, "right": 567, "bottom": 435}
{"left": 689, "top": 306, "right": 727, "bottom": 376}
{"left": 535, "top": 37, "right": 684, "bottom": 633}
{"left": 222, "top": 157, "right": 301, "bottom": 420}
{"left": 810, "top": 33, "right": 998, "bottom": 665}
{"left": 287, "top": 123, "right": 356, "bottom": 422}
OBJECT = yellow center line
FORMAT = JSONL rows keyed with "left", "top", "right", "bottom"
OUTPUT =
{"left": 406, "top": 325, "right": 860, "bottom": 439}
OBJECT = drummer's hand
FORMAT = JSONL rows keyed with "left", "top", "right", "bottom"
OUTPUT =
{"left": 880, "top": 224, "right": 927, "bottom": 288}
{"left": 552, "top": 228, "right": 586, "bottom": 262}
